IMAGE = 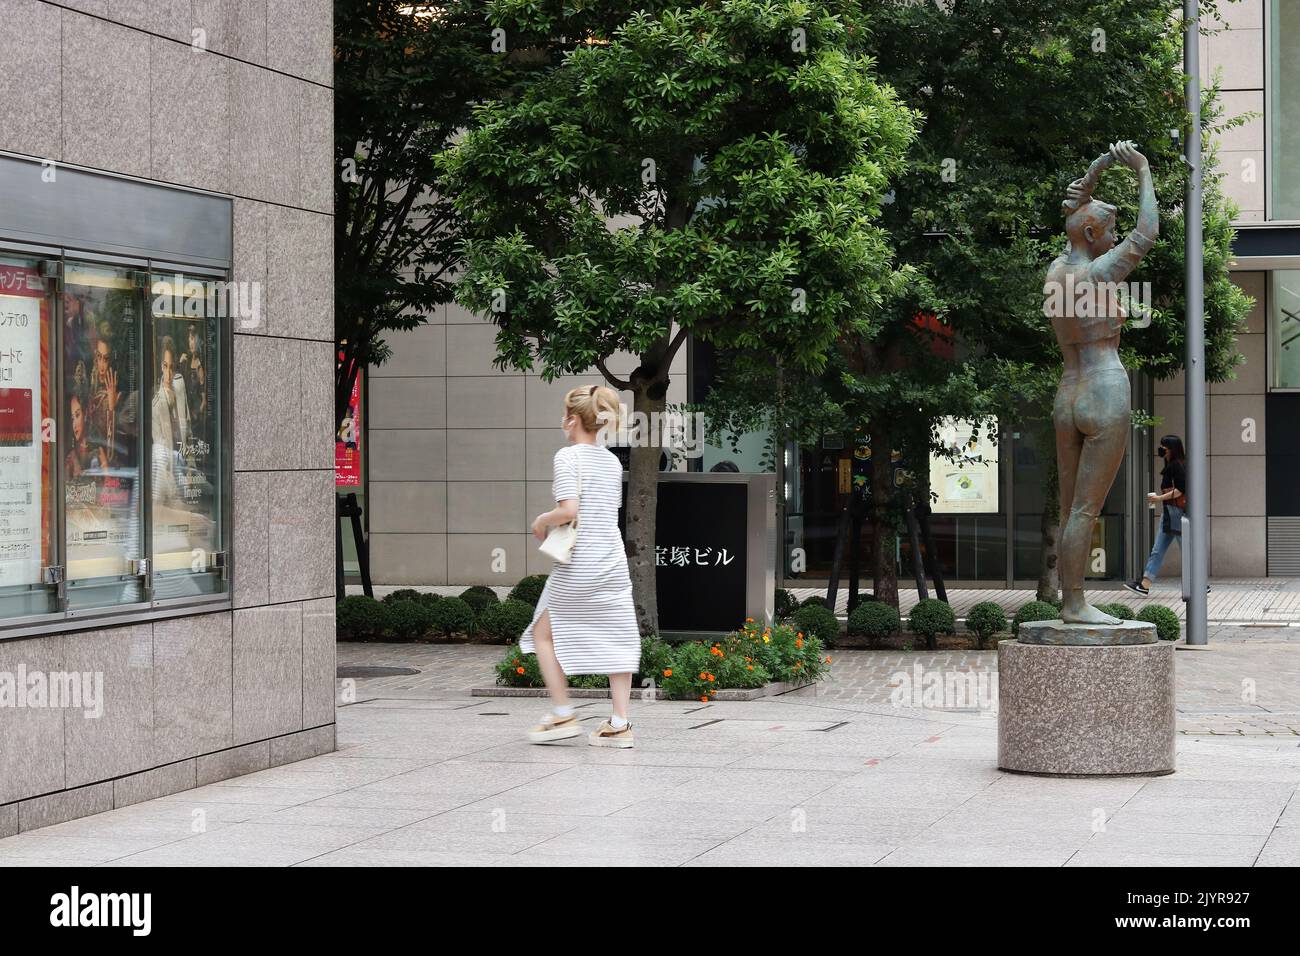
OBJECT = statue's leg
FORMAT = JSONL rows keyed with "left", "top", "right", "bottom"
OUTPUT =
{"left": 1059, "top": 370, "right": 1130, "bottom": 624}
{"left": 1053, "top": 379, "right": 1082, "bottom": 538}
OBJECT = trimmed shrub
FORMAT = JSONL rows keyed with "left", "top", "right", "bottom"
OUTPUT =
{"left": 509, "top": 574, "right": 548, "bottom": 607}
{"left": 847, "top": 600, "right": 900, "bottom": 647}
{"left": 382, "top": 588, "right": 425, "bottom": 605}
{"left": 1013, "top": 600, "right": 1060, "bottom": 636}
{"left": 477, "top": 599, "right": 536, "bottom": 643}
{"left": 385, "top": 599, "right": 435, "bottom": 641}
{"left": 336, "top": 596, "right": 389, "bottom": 642}
{"left": 459, "top": 585, "right": 500, "bottom": 616}
{"left": 774, "top": 588, "right": 798, "bottom": 621}
{"left": 909, "top": 598, "right": 956, "bottom": 650}
{"left": 965, "top": 601, "right": 1008, "bottom": 650}
{"left": 792, "top": 603, "right": 840, "bottom": 647}
{"left": 800, "top": 594, "right": 829, "bottom": 609}
{"left": 428, "top": 596, "right": 475, "bottom": 638}
{"left": 1137, "top": 604, "right": 1181, "bottom": 642}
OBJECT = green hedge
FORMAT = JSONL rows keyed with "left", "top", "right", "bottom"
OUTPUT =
{"left": 791, "top": 603, "right": 840, "bottom": 647}
{"left": 1013, "top": 600, "right": 1060, "bottom": 636}
{"left": 909, "top": 598, "right": 956, "bottom": 650}
{"left": 847, "top": 601, "right": 899, "bottom": 646}
{"left": 774, "top": 588, "right": 798, "bottom": 621}
{"left": 1137, "top": 604, "right": 1181, "bottom": 642}
{"left": 477, "top": 599, "right": 536, "bottom": 643}
{"left": 337, "top": 596, "right": 389, "bottom": 641}
{"left": 509, "top": 574, "right": 548, "bottom": 607}
{"left": 459, "top": 585, "right": 500, "bottom": 616}
{"left": 965, "top": 601, "right": 1008, "bottom": 649}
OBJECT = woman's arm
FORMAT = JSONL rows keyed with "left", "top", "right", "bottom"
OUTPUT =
{"left": 531, "top": 499, "right": 578, "bottom": 541}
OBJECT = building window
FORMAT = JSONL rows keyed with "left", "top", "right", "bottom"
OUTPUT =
{"left": 1271, "top": 270, "right": 1300, "bottom": 388}
{"left": 0, "top": 255, "right": 229, "bottom": 631}
{"left": 1272, "top": 1, "right": 1300, "bottom": 219}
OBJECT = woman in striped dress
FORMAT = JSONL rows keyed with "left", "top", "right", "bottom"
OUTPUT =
{"left": 521, "top": 385, "right": 641, "bottom": 748}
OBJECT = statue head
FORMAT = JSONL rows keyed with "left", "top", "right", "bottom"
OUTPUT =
{"left": 1063, "top": 197, "right": 1118, "bottom": 258}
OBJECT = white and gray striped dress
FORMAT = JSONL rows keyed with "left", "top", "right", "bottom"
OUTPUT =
{"left": 520, "top": 443, "right": 641, "bottom": 675}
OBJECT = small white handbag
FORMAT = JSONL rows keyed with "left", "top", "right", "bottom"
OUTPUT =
{"left": 537, "top": 450, "right": 582, "bottom": 564}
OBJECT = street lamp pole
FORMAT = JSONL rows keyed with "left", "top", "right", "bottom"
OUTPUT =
{"left": 1184, "top": 0, "right": 1209, "bottom": 645}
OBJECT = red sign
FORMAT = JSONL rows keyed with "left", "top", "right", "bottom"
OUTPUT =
{"left": 0, "top": 388, "right": 33, "bottom": 445}
{"left": 336, "top": 369, "right": 362, "bottom": 487}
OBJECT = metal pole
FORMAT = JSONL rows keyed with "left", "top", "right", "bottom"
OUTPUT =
{"left": 1184, "top": 0, "right": 1209, "bottom": 645}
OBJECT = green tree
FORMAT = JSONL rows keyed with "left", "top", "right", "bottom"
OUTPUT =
{"left": 863, "top": 0, "right": 1250, "bottom": 599}
{"left": 442, "top": 1, "right": 917, "bottom": 633}
{"left": 333, "top": 0, "right": 513, "bottom": 429}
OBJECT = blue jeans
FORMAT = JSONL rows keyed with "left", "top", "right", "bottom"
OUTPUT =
{"left": 1143, "top": 504, "right": 1183, "bottom": 583}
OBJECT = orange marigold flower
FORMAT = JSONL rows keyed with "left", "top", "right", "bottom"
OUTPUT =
{"left": 707, "top": 674, "right": 715, "bottom": 682}
{"left": 663, "top": 668, "right": 673, "bottom": 677}
{"left": 796, "top": 639, "right": 803, "bottom": 648}
{"left": 825, "top": 656, "right": 832, "bottom": 664}
{"left": 797, "top": 632, "right": 803, "bottom": 638}
{"left": 700, "top": 696, "right": 709, "bottom": 703}
{"left": 747, "top": 665, "right": 754, "bottom": 671}
{"left": 699, "top": 672, "right": 707, "bottom": 680}
{"left": 516, "top": 666, "right": 525, "bottom": 675}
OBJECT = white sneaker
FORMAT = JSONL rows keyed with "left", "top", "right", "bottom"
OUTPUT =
{"left": 588, "top": 720, "right": 634, "bottom": 749}
{"left": 526, "top": 713, "right": 582, "bottom": 744}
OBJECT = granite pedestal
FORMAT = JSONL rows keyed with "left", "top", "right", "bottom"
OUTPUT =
{"left": 998, "top": 621, "right": 1175, "bottom": 776}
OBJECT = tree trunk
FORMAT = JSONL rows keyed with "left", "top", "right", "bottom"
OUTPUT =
{"left": 825, "top": 497, "right": 851, "bottom": 612}
{"left": 847, "top": 494, "right": 863, "bottom": 613}
{"left": 903, "top": 489, "right": 929, "bottom": 603}
{"left": 1037, "top": 506, "right": 1060, "bottom": 603}
{"left": 870, "top": 420, "right": 899, "bottom": 609}
{"left": 626, "top": 386, "right": 664, "bottom": 635}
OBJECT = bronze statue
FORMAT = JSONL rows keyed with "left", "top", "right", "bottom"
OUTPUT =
{"left": 1045, "top": 141, "right": 1158, "bottom": 625}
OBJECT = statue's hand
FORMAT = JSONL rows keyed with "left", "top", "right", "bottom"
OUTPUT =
{"left": 1065, "top": 178, "right": 1089, "bottom": 205}
{"left": 1109, "top": 140, "right": 1149, "bottom": 172}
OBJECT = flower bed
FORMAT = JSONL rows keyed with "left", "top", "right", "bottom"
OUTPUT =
{"left": 489, "top": 622, "right": 831, "bottom": 702}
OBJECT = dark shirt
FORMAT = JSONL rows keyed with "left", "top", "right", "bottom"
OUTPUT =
{"left": 1160, "top": 459, "right": 1186, "bottom": 498}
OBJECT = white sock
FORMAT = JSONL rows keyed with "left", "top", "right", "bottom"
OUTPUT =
{"left": 553, "top": 705, "right": 574, "bottom": 719}
{"left": 609, "top": 714, "right": 629, "bottom": 729}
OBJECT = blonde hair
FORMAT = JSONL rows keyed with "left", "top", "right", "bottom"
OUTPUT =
{"left": 564, "top": 384, "right": 621, "bottom": 436}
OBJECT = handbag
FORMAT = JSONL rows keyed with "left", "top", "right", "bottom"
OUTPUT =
{"left": 537, "top": 449, "right": 582, "bottom": 564}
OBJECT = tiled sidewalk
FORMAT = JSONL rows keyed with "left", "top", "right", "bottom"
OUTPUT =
{"left": 1, "top": 634, "right": 1297, "bottom": 867}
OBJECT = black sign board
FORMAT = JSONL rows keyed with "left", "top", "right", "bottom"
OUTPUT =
{"left": 620, "top": 479, "right": 749, "bottom": 633}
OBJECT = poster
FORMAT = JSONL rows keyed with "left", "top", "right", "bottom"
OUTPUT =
{"left": 0, "top": 269, "right": 45, "bottom": 587}
{"left": 336, "top": 364, "right": 361, "bottom": 487}
{"left": 930, "top": 417, "right": 999, "bottom": 514}
{"left": 63, "top": 265, "right": 141, "bottom": 583}
{"left": 150, "top": 290, "right": 218, "bottom": 577}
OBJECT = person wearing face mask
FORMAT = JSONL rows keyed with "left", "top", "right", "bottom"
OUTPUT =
{"left": 520, "top": 385, "right": 640, "bottom": 749}
{"left": 1127, "top": 435, "right": 1188, "bottom": 596}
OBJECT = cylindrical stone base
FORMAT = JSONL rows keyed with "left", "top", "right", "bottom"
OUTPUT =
{"left": 998, "top": 638, "right": 1175, "bottom": 776}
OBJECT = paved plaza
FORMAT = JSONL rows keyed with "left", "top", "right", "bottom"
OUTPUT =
{"left": 1, "top": 619, "right": 1298, "bottom": 867}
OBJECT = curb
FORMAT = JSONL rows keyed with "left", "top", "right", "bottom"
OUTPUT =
{"left": 471, "top": 679, "right": 815, "bottom": 701}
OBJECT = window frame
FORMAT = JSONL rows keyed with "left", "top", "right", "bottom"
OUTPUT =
{"left": 0, "top": 237, "right": 234, "bottom": 641}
